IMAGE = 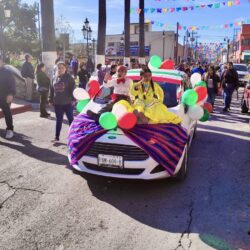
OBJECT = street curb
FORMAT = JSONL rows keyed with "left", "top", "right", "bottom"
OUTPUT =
{"left": 0, "top": 104, "right": 32, "bottom": 119}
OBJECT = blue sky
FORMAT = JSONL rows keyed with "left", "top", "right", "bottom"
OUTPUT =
{"left": 22, "top": 0, "right": 250, "bottom": 44}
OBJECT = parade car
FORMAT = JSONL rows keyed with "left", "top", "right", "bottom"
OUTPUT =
{"left": 69, "top": 69, "right": 197, "bottom": 181}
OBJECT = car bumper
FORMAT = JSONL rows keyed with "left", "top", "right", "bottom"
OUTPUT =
{"left": 239, "top": 78, "right": 248, "bottom": 86}
{"left": 69, "top": 146, "right": 186, "bottom": 180}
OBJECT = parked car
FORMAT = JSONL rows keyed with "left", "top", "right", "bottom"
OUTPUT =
{"left": 69, "top": 69, "right": 197, "bottom": 181}
{"left": 233, "top": 64, "right": 249, "bottom": 87}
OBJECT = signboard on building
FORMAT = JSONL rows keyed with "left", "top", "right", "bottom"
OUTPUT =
{"left": 105, "top": 46, "right": 151, "bottom": 56}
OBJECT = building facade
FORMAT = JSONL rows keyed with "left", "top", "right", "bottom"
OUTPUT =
{"left": 236, "top": 24, "right": 250, "bottom": 63}
{"left": 105, "top": 23, "right": 183, "bottom": 64}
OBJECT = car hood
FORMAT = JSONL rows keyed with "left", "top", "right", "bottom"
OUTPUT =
{"left": 237, "top": 71, "right": 249, "bottom": 76}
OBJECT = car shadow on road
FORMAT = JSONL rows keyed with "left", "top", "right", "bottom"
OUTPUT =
{"left": 75, "top": 128, "right": 250, "bottom": 250}
{"left": 0, "top": 129, "right": 69, "bottom": 166}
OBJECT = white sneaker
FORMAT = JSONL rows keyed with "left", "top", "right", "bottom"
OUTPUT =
{"left": 5, "top": 130, "right": 14, "bottom": 139}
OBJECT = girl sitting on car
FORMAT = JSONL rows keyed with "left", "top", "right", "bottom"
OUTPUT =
{"left": 130, "top": 68, "right": 182, "bottom": 124}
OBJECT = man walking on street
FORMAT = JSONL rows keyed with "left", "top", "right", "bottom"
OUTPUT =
{"left": 221, "top": 62, "right": 239, "bottom": 112}
{"left": 0, "top": 55, "right": 16, "bottom": 139}
{"left": 21, "top": 54, "right": 35, "bottom": 101}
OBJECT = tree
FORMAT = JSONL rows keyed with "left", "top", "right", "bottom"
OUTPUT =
{"left": 1, "top": 0, "right": 40, "bottom": 55}
{"left": 97, "top": 0, "right": 106, "bottom": 65}
{"left": 124, "top": 0, "right": 130, "bottom": 66}
{"left": 139, "top": 0, "right": 145, "bottom": 63}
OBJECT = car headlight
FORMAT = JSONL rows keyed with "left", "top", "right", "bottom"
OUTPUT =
{"left": 244, "top": 75, "right": 250, "bottom": 79}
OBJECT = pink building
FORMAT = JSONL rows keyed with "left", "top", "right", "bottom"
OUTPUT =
{"left": 236, "top": 24, "right": 250, "bottom": 63}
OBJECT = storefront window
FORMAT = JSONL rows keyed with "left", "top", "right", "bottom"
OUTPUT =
{"left": 242, "top": 39, "right": 250, "bottom": 46}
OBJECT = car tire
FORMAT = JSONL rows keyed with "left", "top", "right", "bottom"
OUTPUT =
{"left": 174, "top": 148, "right": 188, "bottom": 181}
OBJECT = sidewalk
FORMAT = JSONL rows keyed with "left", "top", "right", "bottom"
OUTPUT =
{"left": 0, "top": 98, "right": 38, "bottom": 119}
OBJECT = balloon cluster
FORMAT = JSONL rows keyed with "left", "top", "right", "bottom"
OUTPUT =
{"left": 149, "top": 55, "right": 175, "bottom": 70}
{"left": 73, "top": 80, "right": 100, "bottom": 113}
{"left": 181, "top": 73, "right": 212, "bottom": 122}
{"left": 99, "top": 101, "right": 137, "bottom": 130}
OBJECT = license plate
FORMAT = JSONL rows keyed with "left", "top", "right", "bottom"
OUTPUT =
{"left": 98, "top": 154, "right": 123, "bottom": 168}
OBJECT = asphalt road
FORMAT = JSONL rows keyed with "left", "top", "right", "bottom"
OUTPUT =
{"left": 0, "top": 93, "right": 249, "bottom": 250}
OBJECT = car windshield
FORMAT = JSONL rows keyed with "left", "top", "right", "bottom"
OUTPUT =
{"left": 234, "top": 65, "right": 248, "bottom": 72}
{"left": 94, "top": 87, "right": 113, "bottom": 104}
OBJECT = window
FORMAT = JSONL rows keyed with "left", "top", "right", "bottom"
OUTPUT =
{"left": 130, "top": 41, "right": 139, "bottom": 46}
{"left": 242, "top": 39, "right": 250, "bottom": 46}
{"left": 108, "top": 42, "right": 114, "bottom": 47}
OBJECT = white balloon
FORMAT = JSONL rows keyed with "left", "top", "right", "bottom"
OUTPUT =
{"left": 112, "top": 103, "right": 128, "bottom": 119}
{"left": 190, "top": 73, "right": 202, "bottom": 88}
{"left": 148, "top": 61, "right": 159, "bottom": 71}
{"left": 187, "top": 105, "right": 204, "bottom": 120}
{"left": 73, "top": 88, "right": 90, "bottom": 100}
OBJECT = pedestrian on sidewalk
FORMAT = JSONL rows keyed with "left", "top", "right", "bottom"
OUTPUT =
{"left": 96, "top": 63, "right": 105, "bottom": 85}
{"left": 203, "top": 66, "right": 220, "bottom": 107}
{"left": 35, "top": 63, "right": 51, "bottom": 118}
{"left": 77, "top": 62, "right": 90, "bottom": 89}
{"left": 221, "top": 62, "right": 239, "bottom": 112}
{"left": 0, "top": 55, "right": 16, "bottom": 139}
{"left": 70, "top": 56, "right": 79, "bottom": 79}
{"left": 49, "top": 62, "right": 75, "bottom": 142}
{"left": 21, "top": 54, "right": 35, "bottom": 101}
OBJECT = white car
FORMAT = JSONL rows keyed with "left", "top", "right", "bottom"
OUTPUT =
{"left": 69, "top": 69, "right": 197, "bottom": 181}
{"left": 234, "top": 64, "right": 249, "bottom": 87}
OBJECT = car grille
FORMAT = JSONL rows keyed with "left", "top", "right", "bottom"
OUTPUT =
{"left": 83, "top": 162, "right": 145, "bottom": 175}
{"left": 239, "top": 74, "right": 246, "bottom": 78}
{"left": 85, "top": 142, "right": 149, "bottom": 161}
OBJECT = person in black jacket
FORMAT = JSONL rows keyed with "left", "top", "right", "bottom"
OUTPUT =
{"left": 21, "top": 54, "right": 35, "bottom": 101}
{"left": 36, "top": 63, "right": 51, "bottom": 118}
{"left": 203, "top": 66, "right": 221, "bottom": 107}
{"left": 221, "top": 62, "right": 239, "bottom": 112}
{"left": 77, "top": 62, "right": 90, "bottom": 89}
{"left": 0, "top": 56, "right": 16, "bottom": 139}
{"left": 49, "top": 62, "right": 75, "bottom": 142}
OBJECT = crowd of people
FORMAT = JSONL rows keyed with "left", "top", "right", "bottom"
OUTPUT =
{"left": 0, "top": 53, "right": 242, "bottom": 141}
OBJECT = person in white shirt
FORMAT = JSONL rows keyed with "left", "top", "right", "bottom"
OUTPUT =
{"left": 87, "top": 65, "right": 133, "bottom": 121}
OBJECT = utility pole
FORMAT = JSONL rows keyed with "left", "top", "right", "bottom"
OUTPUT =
{"left": 40, "top": 0, "right": 57, "bottom": 77}
{"left": 174, "top": 22, "right": 179, "bottom": 64}
{"left": 162, "top": 31, "right": 166, "bottom": 60}
{"left": 183, "top": 35, "right": 186, "bottom": 60}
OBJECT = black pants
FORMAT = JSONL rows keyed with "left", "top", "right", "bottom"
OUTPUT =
{"left": 40, "top": 92, "right": 48, "bottom": 115}
{"left": 0, "top": 99, "right": 13, "bottom": 130}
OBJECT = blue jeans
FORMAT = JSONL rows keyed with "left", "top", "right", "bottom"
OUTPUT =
{"left": 207, "top": 88, "right": 216, "bottom": 106}
{"left": 54, "top": 104, "right": 74, "bottom": 138}
{"left": 223, "top": 85, "right": 235, "bottom": 109}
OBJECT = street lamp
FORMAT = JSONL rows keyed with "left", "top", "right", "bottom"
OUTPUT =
{"left": 120, "top": 31, "right": 124, "bottom": 64}
{"left": 162, "top": 31, "right": 166, "bottom": 60}
{"left": 0, "top": 0, "right": 11, "bottom": 61}
{"left": 224, "top": 37, "right": 230, "bottom": 63}
{"left": 92, "top": 38, "right": 96, "bottom": 67}
{"left": 81, "top": 18, "right": 92, "bottom": 59}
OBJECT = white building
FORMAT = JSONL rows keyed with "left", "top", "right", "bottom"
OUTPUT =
{"left": 105, "top": 23, "right": 179, "bottom": 63}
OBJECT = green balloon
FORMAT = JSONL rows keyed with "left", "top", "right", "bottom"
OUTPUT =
{"left": 99, "top": 112, "right": 117, "bottom": 130}
{"left": 199, "top": 108, "right": 210, "bottom": 122}
{"left": 195, "top": 81, "right": 207, "bottom": 88}
{"left": 150, "top": 55, "right": 162, "bottom": 68}
{"left": 76, "top": 99, "right": 90, "bottom": 113}
{"left": 181, "top": 89, "right": 198, "bottom": 106}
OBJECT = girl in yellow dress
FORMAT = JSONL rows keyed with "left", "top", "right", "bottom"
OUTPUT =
{"left": 129, "top": 68, "right": 182, "bottom": 124}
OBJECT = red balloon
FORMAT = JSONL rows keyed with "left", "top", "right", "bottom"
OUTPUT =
{"left": 203, "top": 102, "right": 213, "bottom": 113}
{"left": 118, "top": 113, "right": 137, "bottom": 130}
{"left": 87, "top": 80, "right": 100, "bottom": 98}
{"left": 194, "top": 86, "right": 207, "bottom": 103}
{"left": 160, "top": 60, "right": 175, "bottom": 70}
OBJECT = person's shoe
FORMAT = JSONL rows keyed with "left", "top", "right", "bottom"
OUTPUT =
{"left": 51, "top": 137, "right": 59, "bottom": 143}
{"left": 40, "top": 114, "right": 49, "bottom": 118}
{"left": 5, "top": 130, "right": 14, "bottom": 139}
{"left": 45, "top": 112, "right": 51, "bottom": 116}
{"left": 223, "top": 108, "right": 229, "bottom": 112}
